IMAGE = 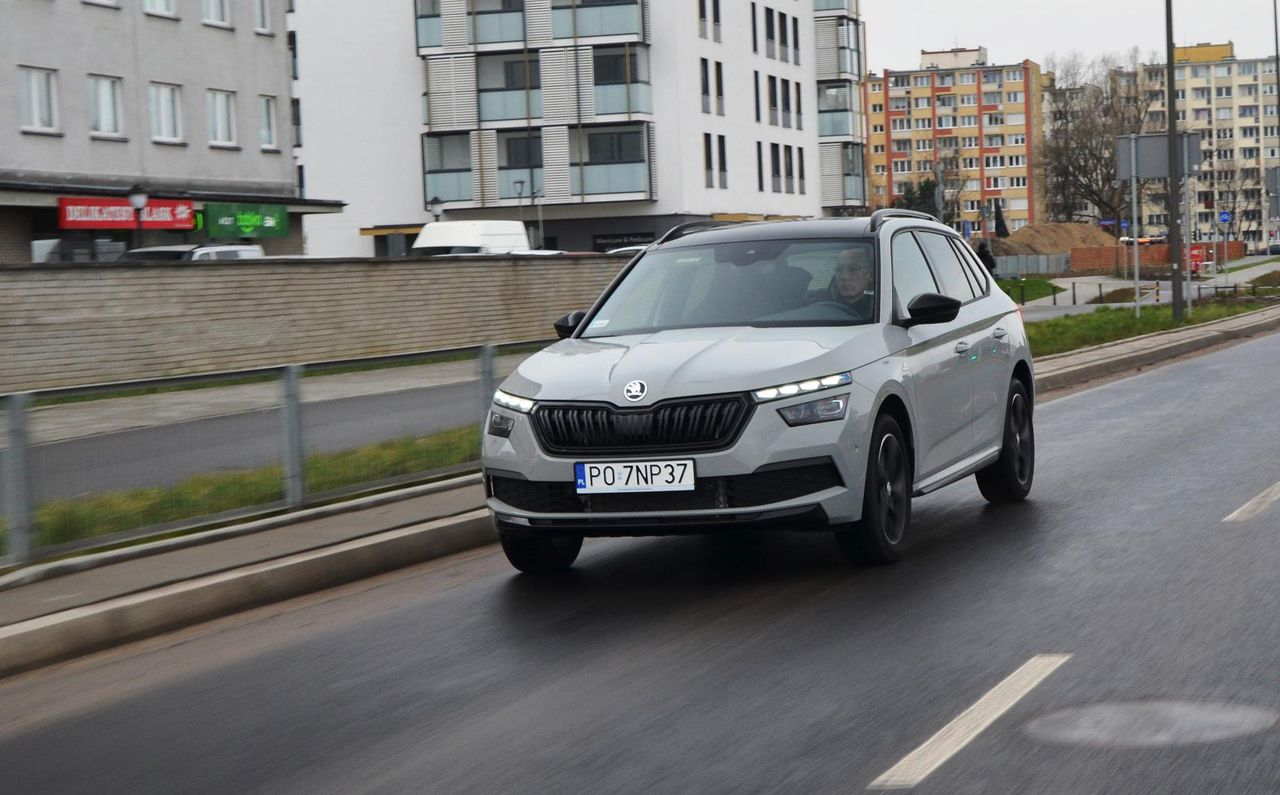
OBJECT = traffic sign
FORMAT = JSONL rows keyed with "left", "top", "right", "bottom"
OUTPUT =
{"left": 1121, "top": 219, "right": 1130, "bottom": 231}
{"left": 962, "top": 220, "right": 973, "bottom": 238}
{"left": 1219, "top": 210, "right": 1232, "bottom": 224}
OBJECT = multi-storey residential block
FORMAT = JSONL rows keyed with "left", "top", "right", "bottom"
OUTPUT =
{"left": 1136, "top": 43, "right": 1279, "bottom": 251}
{"left": 864, "top": 47, "right": 1046, "bottom": 238}
{"left": 291, "top": 0, "right": 869, "bottom": 256}
{"left": 1, "top": 0, "right": 339, "bottom": 262}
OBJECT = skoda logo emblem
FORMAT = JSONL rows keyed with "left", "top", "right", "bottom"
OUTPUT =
{"left": 623, "top": 380, "right": 648, "bottom": 402}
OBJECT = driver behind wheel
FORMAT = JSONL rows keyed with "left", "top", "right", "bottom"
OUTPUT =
{"left": 828, "top": 247, "right": 875, "bottom": 318}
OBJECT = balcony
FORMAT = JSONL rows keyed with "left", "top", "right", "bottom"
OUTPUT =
{"left": 570, "top": 161, "right": 647, "bottom": 194}
{"left": 478, "top": 88, "right": 542, "bottom": 121}
{"left": 843, "top": 175, "right": 866, "bottom": 203}
{"left": 552, "top": 2, "right": 640, "bottom": 38}
{"left": 475, "top": 10, "right": 525, "bottom": 43}
{"left": 425, "top": 170, "right": 473, "bottom": 202}
{"left": 814, "top": 0, "right": 855, "bottom": 10}
{"left": 819, "top": 110, "right": 852, "bottom": 136}
{"left": 595, "top": 83, "right": 652, "bottom": 114}
{"left": 499, "top": 167, "right": 544, "bottom": 199}
{"left": 416, "top": 15, "right": 441, "bottom": 47}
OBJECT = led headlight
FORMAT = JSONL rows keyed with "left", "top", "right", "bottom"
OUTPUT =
{"left": 753, "top": 372, "right": 852, "bottom": 402}
{"left": 493, "top": 389, "right": 535, "bottom": 413}
{"left": 777, "top": 393, "right": 850, "bottom": 427}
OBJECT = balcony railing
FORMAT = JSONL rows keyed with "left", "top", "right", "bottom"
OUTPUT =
{"left": 417, "top": 15, "right": 442, "bottom": 47}
{"left": 478, "top": 88, "right": 542, "bottom": 121}
{"left": 475, "top": 10, "right": 525, "bottom": 43}
{"left": 425, "top": 170, "right": 473, "bottom": 202}
{"left": 570, "top": 161, "right": 647, "bottom": 194}
{"left": 819, "top": 109, "right": 852, "bottom": 136}
{"left": 595, "top": 82, "right": 652, "bottom": 114}
{"left": 814, "top": 0, "right": 855, "bottom": 10}
{"left": 499, "top": 167, "right": 544, "bottom": 199}
{"left": 552, "top": 2, "right": 640, "bottom": 38}
{"left": 844, "top": 175, "right": 867, "bottom": 203}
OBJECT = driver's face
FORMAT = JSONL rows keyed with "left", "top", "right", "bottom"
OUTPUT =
{"left": 835, "top": 257, "right": 872, "bottom": 302}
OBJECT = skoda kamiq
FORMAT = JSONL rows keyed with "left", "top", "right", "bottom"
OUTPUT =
{"left": 483, "top": 211, "right": 1036, "bottom": 573}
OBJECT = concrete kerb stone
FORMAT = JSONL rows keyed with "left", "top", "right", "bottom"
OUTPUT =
{"left": 0, "top": 509, "right": 496, "bottom": 679}
{"left": 0, "top": 473, "right": 483, "bottom": 593}
{"left": 1035, "top": 304, "right": 1280, "bottom": 391}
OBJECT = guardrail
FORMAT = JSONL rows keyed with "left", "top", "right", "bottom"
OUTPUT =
{"left": 0, "top": 339, "right": 550, "bottom": 568}
{"left": 994, "top": 253, "right": 1071, "bottom": 278}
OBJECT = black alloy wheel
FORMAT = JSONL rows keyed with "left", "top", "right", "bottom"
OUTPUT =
{"left": 837, "top": 413, "right": 912, "bottom": 565}
{"left": 975, "top": 378, "right": 1035, "bottom": 504}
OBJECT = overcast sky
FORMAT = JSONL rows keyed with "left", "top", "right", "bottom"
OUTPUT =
{"left": 862, "top": 0, "right": 1280, "bottom": 73}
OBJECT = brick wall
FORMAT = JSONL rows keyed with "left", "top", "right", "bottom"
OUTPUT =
{"left": 1069, "top": 242, "right": 1247, "bottom": 275}
{"left": 0, "top": 256, "right": 626, "bottom": 392}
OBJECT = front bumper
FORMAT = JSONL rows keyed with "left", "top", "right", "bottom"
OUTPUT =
{"left": 481, "top": 385, "right": 877, "bottom": 538}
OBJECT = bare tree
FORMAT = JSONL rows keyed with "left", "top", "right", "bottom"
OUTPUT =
{"left": 1042, "top": 49, "right": 1162, "bottom": 233}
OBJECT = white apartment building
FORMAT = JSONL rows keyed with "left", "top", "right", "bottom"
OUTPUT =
{"left": 290, "top": 0, "right": 868, "bottom": 256}
{"left": 1140, "top": 43, "right": 1280, "bottom": 250}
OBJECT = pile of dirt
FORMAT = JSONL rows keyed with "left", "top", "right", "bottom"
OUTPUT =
{"left": 990, "top": 223, "right": 1117, "bottom": 256}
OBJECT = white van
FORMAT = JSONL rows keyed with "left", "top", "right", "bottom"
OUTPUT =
{"left": 123, "top": 244, "right": 266, "bottom": 261}
{"left": 411, "top": 220, "right": 531, "bottom": 256}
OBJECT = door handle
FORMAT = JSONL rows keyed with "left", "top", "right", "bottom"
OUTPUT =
{"left": 954, "top": 341, "right": 971, "bottom": 355}
{"left": 993, "top": 327, "right": 1008, "bottom": 339}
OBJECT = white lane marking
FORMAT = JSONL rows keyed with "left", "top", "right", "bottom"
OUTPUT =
{"left": 1224, "top": 481, "right": 1280, "bottom": 523}
{"left": 867, "top": 654, "right": 1071, "bottom": 790}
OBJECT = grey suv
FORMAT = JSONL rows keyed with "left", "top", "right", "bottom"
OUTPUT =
{"left": 482, "top": 211, "right": 1035, "bottom": 572}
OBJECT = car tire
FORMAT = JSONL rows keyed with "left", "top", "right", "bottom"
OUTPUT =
{"left": 975, "top": 378, "right": 1034, "bottom": 504}
{"left": 499, "top": 533, "right": 583, "bottom": 573}
{"left": 837, "top": 413, "right": 912, "bottom": 565}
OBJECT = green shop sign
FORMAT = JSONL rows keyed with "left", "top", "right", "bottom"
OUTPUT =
{"left": 206, "top": 203, "right": 290, "bottom": 239}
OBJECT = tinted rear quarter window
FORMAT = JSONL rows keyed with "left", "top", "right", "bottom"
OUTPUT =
{"left": 948, "top": 237, "right": 990, "bottom": 295}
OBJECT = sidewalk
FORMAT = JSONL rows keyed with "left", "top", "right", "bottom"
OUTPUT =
{"left": 4, "top": 304, "right": 1280, "bottom": 677}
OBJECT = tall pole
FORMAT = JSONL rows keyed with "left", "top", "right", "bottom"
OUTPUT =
{"left": 1184, "top": 136, "right": 1194, "bottom": 313}
{"left": 1164, "top": 0, "right": 1185, "bottom": 320}
{"left": 1271, "top": 0, "right": 1280, "bottom": 255}
{"left": 1130, "top": 133, "right": 1141, "bottom": 317}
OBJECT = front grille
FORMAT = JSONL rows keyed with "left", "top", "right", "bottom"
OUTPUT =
{"left": 531, "top": 394, "right": 753, "bottom": 456}
{"left": 489, "top": 460, "right": 843, "bottom": 515}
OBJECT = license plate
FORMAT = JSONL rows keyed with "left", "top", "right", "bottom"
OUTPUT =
{"left": 574, "top": 460, "right": 696, "bottom": 494}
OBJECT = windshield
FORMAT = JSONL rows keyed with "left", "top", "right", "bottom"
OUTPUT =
{"left": 581, "top": 237, "right": 877, "bottom": 338}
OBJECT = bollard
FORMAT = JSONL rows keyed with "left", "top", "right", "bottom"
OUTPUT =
{"left": 1052, "top": 286, "right": 1057, "bottom": 306}
{"left": 1019, "top": 284, "right": 1026, "bottom": 305}
{"left": 1099, "top": 283, "right": 1104, "bottom": 302}
{"left": 1233, "top": 284, "right": 1239, "bottom": 298}
{"left": 281, "top": 365, "right": 305, "bottom": 509}
{"left": 478, "top": 344, "right": 497, "bottom": 431}
{"left": 1072, "top": 282, "right": 1077, "bottom": 305}
{"left": 4, "top": 393, "right": 33, "bottom": 564}
{"left": 1156, "top": 282, "right": 1160, "bottom": 303}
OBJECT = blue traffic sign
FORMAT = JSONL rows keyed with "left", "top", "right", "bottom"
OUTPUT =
{"left": 1220, "top": 210, "right": 1232, "bottom": 224}
{"left": 962, "top": 220, "right": 973, "bottom": 238}
{"left": 1121, "top": 220, "right": 1130, "bottom": 231}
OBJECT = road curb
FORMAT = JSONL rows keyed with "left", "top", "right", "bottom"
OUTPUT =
{"left": 1035, "top": 305, "right": 1280, "bottom": 391}
{"left": 0, "top": 473, "right": 482, "bottom": 593}
{"left": 0, "top": 509, "right": 496, "bottom": 680}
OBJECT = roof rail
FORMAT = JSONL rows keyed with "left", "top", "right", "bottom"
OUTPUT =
{"left": 868, "top": 209, "right": 939, "bottom": 232}
{"left": 654, "top": 220, "right": 732, "bottom": 245}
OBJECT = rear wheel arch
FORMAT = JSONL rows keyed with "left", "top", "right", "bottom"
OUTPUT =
{"left": 1012, "top": 359, "right": 1034, "bottom": 405}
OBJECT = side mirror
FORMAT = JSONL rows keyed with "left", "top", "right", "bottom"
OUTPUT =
{"left": 899, "top": 293, "right": 961, "bottom": 328}
{"left": 553, "top": 310, "right": 586, "bottom": 339}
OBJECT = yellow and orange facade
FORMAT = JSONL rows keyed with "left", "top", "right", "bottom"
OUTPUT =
{"left": 863, "top": 48, "right": 1046, "bottom": 236}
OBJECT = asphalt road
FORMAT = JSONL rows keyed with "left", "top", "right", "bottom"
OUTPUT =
{"left": 2, "top": 333, "right": 1280, "bottom": 793}
{"left": 18, "top": 380, "right": 482, "bottom": 502}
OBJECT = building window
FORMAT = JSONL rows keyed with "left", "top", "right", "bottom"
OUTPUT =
{"left": 797, "top": 146, "right": 804, "bottom": 193}
{"left": 585, "top": 129, "right": 643, "bottom": 163}
{"left": 291, "top": 97, "right": 301, "bottom": 146}
{"left": 784, "top": 145, "right": 794, "bottom": 193}
{"left": 794, "top": 83, "right": 802, "bottom": 130}
{"left": 768, "top": 76, "right": 778, "bottom": 125}
{"left": 715, "top": 61, "right": 724, "bottom": 115}
{"left": 149, "top": 82, "right": 182, "bottom": 141}
{"left": 764, "top": 7, "right": 775, "bottom": 58}
{"left": 260, "top": 95, "right": 277, "bottom": 148}
{"left": 504, "top": 132, "right": 542, "bottom": 168}
{"left": 704, "top": 133, "right": 714, "bottom": 188}
{"left": 778, "top": 11, "right": 788, "bottom": 62}
{"left": 698, "top": 0, "right": 707, "bottom": 38}
{"left": 780, "top": 78, "right": 790, "bottom": 127}
{"left": 757, "top": 141, "right": 764, "bottom": 191}
{"left": 754, "top": 71, "right": 761, "bottom": 122}
{"left": 287, "top": 31, "right": 298, "bottom": 78}
{"left": 254, "top": 0, "right": 270, "bottom": 31}
{"left": 718, "top": 135, "right": 728, "bottom": 188}
{"left": 711, "top": 0, "right": 721, "bottom": 41}
{"left": 770, "top": 142, "right": 781, "bottom": 192}
{"left": 700, "top": 58, "right": 710, "bottom": 113}
{"left": 19, "top": 66, "right": 58, "bottom": 131}
{"left": 207, "top": 89, "right": 236, "bottom": 145}
{"left": 792, "top": 18, "right": 800, "bottom": 64}
{"left": 203, "top": 0, "right": 230, "bottom": 25}
{"left": 144, "top": 0, "right": 175, "bottom": 14}
{"left": 750, "top": 2, "right": 757, "bottom": 53}
{"left": 87, "top": 74, "right": 123, "bottom": 136}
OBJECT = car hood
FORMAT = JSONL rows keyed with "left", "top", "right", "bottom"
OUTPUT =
{"left": 502, "top": 326, "right": 893, "bottom": 405}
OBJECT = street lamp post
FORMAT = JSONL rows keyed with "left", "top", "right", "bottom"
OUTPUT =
{"left": 1163, "top": 0, "right": 1185, "bottom": 320}
{"left": 127, "top": 184, "right": 149, "bottom": 251}
{"left": 531, "top": 190, "right": 545, "bottom": 248}
{"left": 514, "top": 179, "right": 525, "bottom": 224}
{"left": 427, "top": 195, "right": 443, "bottom": 223}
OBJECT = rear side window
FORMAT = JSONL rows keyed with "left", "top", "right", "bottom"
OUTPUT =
{"left": 915, "top": 232, "right": 976, "bottom": 303}
{"left": 948, "top": 237, "right": 990, "bottom": 295}
{"left": 891, "top": 232, "right": 939, "bottom": 314}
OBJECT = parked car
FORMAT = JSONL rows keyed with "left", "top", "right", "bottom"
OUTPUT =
{"left": 122, "top": 244, "right": 265, "bottom": 261}
{"left": 606, "top": 245, "right": 650, "bottom": 256}
{"left": 411, "top": 220, "right": 532, "bottom": 256}
{"left": 482, "top": 210, "right": 1036, "bottom": 573}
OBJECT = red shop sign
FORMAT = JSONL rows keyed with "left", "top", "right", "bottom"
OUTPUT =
{"left": 58, "top": 197, "right": 196, "bottom": 230}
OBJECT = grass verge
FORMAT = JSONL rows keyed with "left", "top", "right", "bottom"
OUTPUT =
{"left": 1026, "top": 300, "right": 1272, "bottom": 357}
{"left": 1250, "top": 271, "right": 1280, "bottom": 287}
{"left": 997, "top": 278, "right": 1066, "bottom": 303}
{"left": 2, "top": 425, "right": 480, "bottom": 554}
